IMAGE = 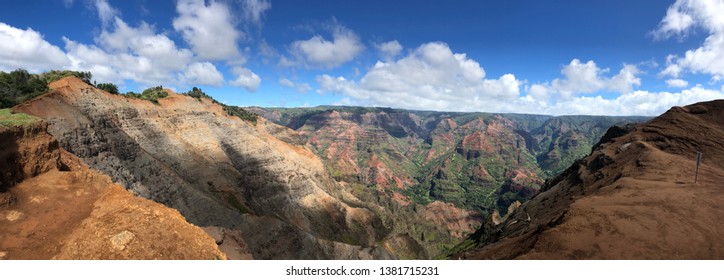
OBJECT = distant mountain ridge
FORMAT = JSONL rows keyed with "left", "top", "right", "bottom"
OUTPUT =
{"left": 247, "top": 106, "right": 648, "bottom": 215}
{"left": 5, "top": 72, "right": 724, "bottom": 259}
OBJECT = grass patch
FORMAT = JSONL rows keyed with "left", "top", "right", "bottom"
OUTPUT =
{"left": 0, "top": 109, "right": 41, "bottom": 127}
{"left": 341, "top": 234, "right": 363, "bottom": 246}
{"left": 226, "top": 194, "right": 253, "bottom": 214}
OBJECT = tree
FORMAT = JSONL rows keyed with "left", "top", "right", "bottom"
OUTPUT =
{"left": 179, "top": 86, "right": 258, "bottom": 125}
{"left": 183, "top": 87, "right": 213, "bottom": 100}
{"left": 122, "top": 86, "right": 168, "bottom": 104}
{"left": 96, "top": 83, "right": 119, "bottom": 94}
{"left": 0, "top": 69, "right": 49, "bottom": 108}
{"left": 38, "top": 70, "right": 92, "bottom": 84}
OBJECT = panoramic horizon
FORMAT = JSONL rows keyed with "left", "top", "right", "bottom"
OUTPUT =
{"left": 1, "top": 0, "right": 724, "bottom": 116}
{"left": 3, "top": 0, "right": 724, "bottom": 267}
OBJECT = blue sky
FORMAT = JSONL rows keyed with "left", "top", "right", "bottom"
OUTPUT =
{"left": 1, "top": 0, "right": 723, "bottom": 115}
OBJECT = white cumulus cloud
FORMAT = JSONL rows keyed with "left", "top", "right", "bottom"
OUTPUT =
{"left": 242, "top": 0, "right": 271, "bottom": 26}
{"left": 519, "top": 86, "right": 724, "bottom": 116}
{"left": 316, "top": 41, "right": 722, "bottom": 116}
{"left": 279, "top": 78, "right": 294, "bottom": 87}
{"left": 1, "top": 1, "right": 267, "bottom": 96}
{"left": 375, "top": 40, "right": 403, "bottom": 61}
{"left": 279, "top": 78, "right": 311, "bottom": 93}
{"left": 652, "top": 0, "right": 695, "bottom": 40}
{"left": 531, "top": 59, "right": 641, "bottom": 100}
{"left": 666, "top": 78, "right": 689, "bottom": 88}
{"left": 317, "top": 42, "right": 521, "bottom": 111}
{"left": 286, "top": 24, "right": 365, "bottom": 69}
{"left": 173, "top": 0, "right": 242, "bottom": 60}
{"left": 97, "top": 18, "right": 193, "bottom": 71}
{"left": 181, "top": 62, "right": 224, "bottom": 86}
{"left": 64, "top": 15, "right": 197, "bottom": 87}
{"left": 94, "top": 0, "right": 119, "bottom": 27}
{"left": 0, "top": 22, "right": 70, "bottom": 72}
{"left": 655, "top": 0, "right": 724, "bottom": 81}
{"left": 608, "top": 64, "right": 642, "bottom": 94}
{"left": 519, "top": 58, "right": 722, "bottom": 116}
{"left": 231, "top": 67, "right": 261, "bottom": 92}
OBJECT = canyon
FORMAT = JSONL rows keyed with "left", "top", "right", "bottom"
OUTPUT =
{"left": 248, "top": 106, "right": 646, "bottom": 216}
{"left": 10, "top": 75, "right": 716, "bottom": 260}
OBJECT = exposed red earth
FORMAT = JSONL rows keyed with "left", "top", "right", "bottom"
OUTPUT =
{"left": 456, "top": 100, "right": 724, "bottom": 259}
{"left": 0, "top": 119, "right": 225, "bottom": 260}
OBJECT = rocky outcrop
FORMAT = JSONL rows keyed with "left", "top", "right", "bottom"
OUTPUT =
{"left": 15, "top": 77, "right": 392, "bottom": 259}
{"left": 0, "top": 116, "right": 225, "bottom": 260}
{"left": 420, "top": 201, "right": 484, "bottom": 238}
{"left": 202, "top": 227, "right": 253, "bottom": 260}
{"left": 455, "top": 100, "right": 724, "bottom": 259}
{"left": 0, "top": 122, "right": 59, "bottom": 193}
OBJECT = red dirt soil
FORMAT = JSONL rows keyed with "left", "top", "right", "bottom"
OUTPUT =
{"left": 0, "top": 121, "right": 225, "bottom": 260}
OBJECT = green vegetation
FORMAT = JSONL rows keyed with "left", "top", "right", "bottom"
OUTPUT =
{"left": 0, "top": 108, "right": 41, "bottom": 127}
{"left": 342, "top": 183, "right": 466, "bottom": 259}
{"left": 0, "top": 69, "right": 49, "bottom": 108}
{"left": 532, "top": 115, "right": 648, "bottom": 177}
{"left": 125, "top": 86, "right": 168, "bottom": 104}
{"left": 184, "top": 87, "right": 212, "bottom": 100}
{"left": 340, "top": 234, "right": 363, "bottom": 246}
{"left": 225, "top": 194, "right": 253, "bottom": 214}
{"left": 223, "top": 105, "right": 258, "bottom": 125}
{"left": 140, "top": 86, "right": 168, "bottom": 103}
{"left": 181, "top": 87, "right": 258, "bottom": 125}
{"left": 96, "top": 82, "right": 119, "bottom": 94}
{"left": 1, "top": 69, "right": 257, "bottom": 126}
{"left": 37, "top": 69, "right": 92, "bottom": 84}
{"left": 0, "top": 69, "right": 97, "bottom": 109}
{"left": 256, "top": 106, "right": 649, "bottom": 218}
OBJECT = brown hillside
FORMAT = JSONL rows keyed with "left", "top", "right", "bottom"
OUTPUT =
{"left": 0, "top": 119, "right": 225, "bottom": 260}
{"left": 456, "top": 99, "right": 724, "bottom": 259}
{"left": 13, "top": 76, "right": 394, "bottom": 259}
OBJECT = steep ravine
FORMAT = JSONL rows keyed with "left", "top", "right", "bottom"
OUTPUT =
{"left": 250, "top": 106, "right": 647, "bottom": 216}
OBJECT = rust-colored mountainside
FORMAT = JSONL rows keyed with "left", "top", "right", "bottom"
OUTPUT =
{"left": 455, "top": 100, "right": 724, "bottom": 259}
{"left": 0, "top": 117, "right": 225, "bottom": 260}
{"left": 13, "top": 77, "right": 396, "bottom": 259}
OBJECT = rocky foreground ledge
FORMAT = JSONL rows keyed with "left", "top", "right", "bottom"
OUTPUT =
{"left": 0, "top": 112, "right": 226, "bottom": 260}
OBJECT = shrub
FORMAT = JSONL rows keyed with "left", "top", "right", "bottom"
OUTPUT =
{"left": 96, "top": 82, "right": 119, "bottom": 94}
{"left": 0, "top": 69, "right": 49, "bottom": 108}
{"left": 223, "top": 105, "right": 258, "bottom": 125}
{"left": 184, "top": 87, "right": 212, "bottom": 100}
{"left": 37, "top": 70, "right": 92, "bottom": 84}
{"left": 181, "top": 87, "right": 258, "bottom": 125}
{"left": 124, "top": 86, "right": 168, "bottom": 104}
